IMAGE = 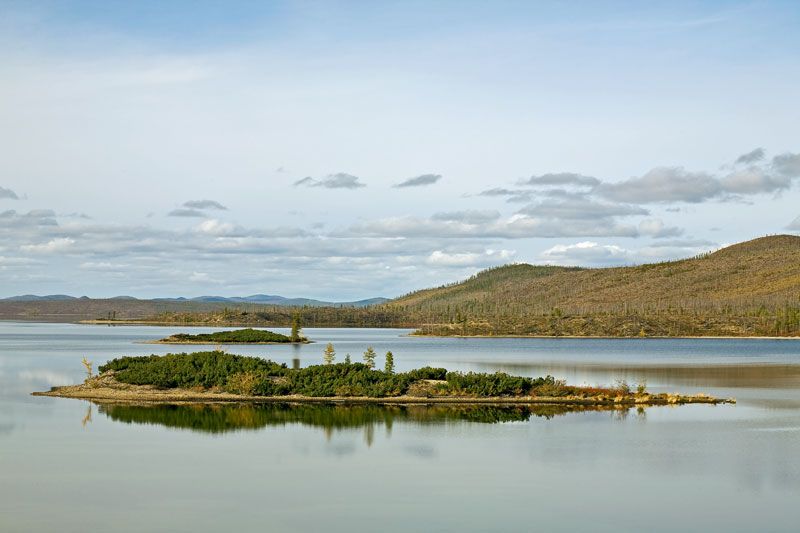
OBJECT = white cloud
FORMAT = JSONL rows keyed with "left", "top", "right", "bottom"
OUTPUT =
{"left": 540, "top": 241, "right": 631, "bottom": 265}
{"left": 195, "top": 219, "right": 237, "bottom": 236}
{"left": 426, "top": 249, "right": 516, "bottom": 267}
{"left": 637, "top": 218, "right": 684, "bottom": 238}
{"left": 20, "top": 237, "right": 75, "bottom": 253}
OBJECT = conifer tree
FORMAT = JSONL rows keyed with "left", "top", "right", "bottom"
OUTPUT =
{"left": 384, "top": 351, "right": 395, "bottom": 374}
{"left": 363, "top": 346, "right": 376, "bottom": 369}
{"left": 290, "top": 312, "right": 302, "bottom": 342}
{"left": 344, "top": 353, "right": 351, "bottom": 364}
{"left": 323, "top": 342, "right": 336, "bottom": 365}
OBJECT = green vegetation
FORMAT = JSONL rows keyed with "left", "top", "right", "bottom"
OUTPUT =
{"left": 290, "top": 312, "right": 302, "bottom": 342}
{"left": 384, "top": 351, "right": 394, "bottom": 374}
{"left": 157, "top": 328, "right": 304, "bottom": 344}
{"left": 96, "top": 350, "right": 613, "bottom": 399}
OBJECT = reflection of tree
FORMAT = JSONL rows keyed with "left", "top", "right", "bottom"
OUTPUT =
{"left": 364, "top": 423, "right": 374, "bottom": 447}
{"left": 95, "top": 402, "right": 606, "bottom": 436}
{"left": 81, "top": 404, "right": 93, "bottom": 428}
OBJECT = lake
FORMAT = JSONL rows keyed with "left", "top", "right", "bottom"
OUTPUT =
{"left": 1, "top": 321, "right": 799, "bottom": 532}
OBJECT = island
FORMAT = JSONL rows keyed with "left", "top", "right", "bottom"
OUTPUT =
{"left": 34, "top": 351, "right": 734, "bottom": 406}
{"left": 151, "top": 328, "right": 309, "bottom": 344}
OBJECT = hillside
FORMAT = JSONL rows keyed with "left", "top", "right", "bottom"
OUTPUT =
{"left": 386, "top": 235, "right": 800, "bottom": 337}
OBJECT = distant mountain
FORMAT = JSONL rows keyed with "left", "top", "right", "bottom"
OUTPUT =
{"left": 2, "top": 293, "right": 389, "bottom": 308}
{"left": 3, "top": 294, "right": 79, "bottom": 302}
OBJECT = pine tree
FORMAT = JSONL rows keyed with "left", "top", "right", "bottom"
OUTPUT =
{"left": 323, "top": 343, "right": 336, "bottom": 365}
{"left": 384, "top": 351, "right": 394, "bottom": 374}
{"left": 363, "top": 346, "right": 376, "bottom": 369}
{"left": 344, "top": 353, "right": 351, "bottom": 364}
{"left": 290, "top": 312, "right": 302, "bottom": 342}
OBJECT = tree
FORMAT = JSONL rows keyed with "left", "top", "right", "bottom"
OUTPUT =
{"left": 323, "top": 343, "right": 336, "bottom": 365}
{"left": 290, "top": 312, "right": 302, "bottom": 342}
{"left": 81, "top": 357, "right": 93, "bottom": 381}
{"left": 384, "top": 351, "right": 395, "bottom": 374}
{"left": 363, "top": 346, "right": 376, "bottom": 369}
{"left": 344, "top": 353, "right": 351, "bottom": 364}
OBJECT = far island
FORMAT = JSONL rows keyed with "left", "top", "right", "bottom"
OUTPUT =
{"left": 34, "top": 350, "right": 733, "bottom": 407}
{"left": 151, "top": 328, "right": 309, "bottom": 345}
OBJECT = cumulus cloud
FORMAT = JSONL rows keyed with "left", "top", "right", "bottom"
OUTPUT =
{"left": 518, "top": 197, "right": 648, "bottom": 220}
{"left": 540, "top": 239, "right": 719, "bottom": 267}
{"left": 294, "top": 173, "right": 366, "bottom": 189}
{"left": 476, "top": 188, "right": 534, "bottom": 203}
{"left": 637, "top": 219, "right": 684, "bottom": 238}
{"left": 183, "top": 199, "right": 227, "bottom": 210}
{"left": 773, "top": 153, "right": 800, "bottom": 177}
{"left": 541, "top": 241, "right": 631, "bottom": 265}
{"left": 426, "top": 249, "right": 516, "bottom": 267}
{"left": 168, "top": 208, "right": 207, "bottom": 217}
{"left": 0, "top": 209, "right": 58, "bottom": 227}
{"left": 394, "top": 174, "right": 442, "bottom": 188}
{"left": 596, "top": 167, "right": 723, "bottom": 204}
{"left": 518, "top": 173, "right": 599, "bottom": 188}
{"left": 596, "top": 150, "right": 800, "bottom": 204}
{"left": 21, "top": 237, "right": 75, "bottom": 253}
{"left": 735, "top": 148, "right": 765, "bottom": 165}
{"left": 343, "top": 213, "right": 640, "bottom": 239}
{"left": 0, "top": 186, "right": 19, "bottom": 200}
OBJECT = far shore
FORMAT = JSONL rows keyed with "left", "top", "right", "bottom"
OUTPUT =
{"left": 78, "top": 320, "right": 800, "bottom": 340}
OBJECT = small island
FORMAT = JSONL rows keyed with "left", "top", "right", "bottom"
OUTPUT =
{"left": 34, "top": 350, "right": 734, "bottom": 406}
{"left": 151, "top": 328, "right": 309, "bottom": 345}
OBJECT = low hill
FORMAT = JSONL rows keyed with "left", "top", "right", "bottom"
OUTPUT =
{"left": 386, "top": 235, "right": 800, "bottom": 336}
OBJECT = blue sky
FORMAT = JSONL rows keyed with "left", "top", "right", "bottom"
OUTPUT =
{"left": 1, "top": 1, "right": 799, "bottom": 299}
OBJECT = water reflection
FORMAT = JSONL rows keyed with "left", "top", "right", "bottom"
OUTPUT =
{"left": 93, "top": 401, "right": 633, "bottom": 436}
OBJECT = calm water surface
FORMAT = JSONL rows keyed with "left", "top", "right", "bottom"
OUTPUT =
{"left": 2, "top": 322, "right": 800, "bottom": 532}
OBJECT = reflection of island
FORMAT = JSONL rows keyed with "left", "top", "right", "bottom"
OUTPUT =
{"left": 93, "top": 402, "right": 625, "bottom": 435}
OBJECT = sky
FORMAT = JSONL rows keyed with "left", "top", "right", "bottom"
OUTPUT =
{"left": 1, "top": 0, "right": 799, "bottom": 300}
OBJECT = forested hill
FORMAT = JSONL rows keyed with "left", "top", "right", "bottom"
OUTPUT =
{"left": 384, "top": 235, "right": 800, "bottom": 336}
{"left": 3, "top": 236, "right": 799, "bottom": 337}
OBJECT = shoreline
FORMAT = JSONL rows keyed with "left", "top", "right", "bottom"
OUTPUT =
{"left": 80, "top": 321, "right": 800, "bottom": 339}
{"left": 33, "top": 380, "right": 735, "bottom": 406}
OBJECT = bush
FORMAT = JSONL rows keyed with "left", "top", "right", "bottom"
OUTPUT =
{"left": 443, "top": 371, "right": 534, "bottom": 396}
{"left": 98, "top": 352, "right": 592, "bottom": 399}
{"left": 99, "top": 351, "right": 288, "bottom": 389}
{"left": 405, "top": 366, "right": 447, "bottom": 381}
